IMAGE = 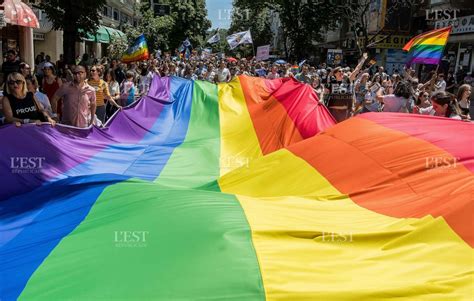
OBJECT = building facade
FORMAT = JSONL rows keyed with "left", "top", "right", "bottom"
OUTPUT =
{"left": 1, "top": 0, "right": 140, "bottom": 79}
{"left": 430, "top": 0, "right": 474, "bottom": 75}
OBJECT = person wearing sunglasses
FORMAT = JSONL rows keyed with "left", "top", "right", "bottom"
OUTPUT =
{"left": 50, "top": 64, "right": 96, "bottom": 128}
{"left": 19, "top": 62, "right": 33, "bottom": 78}
{"left": 1, "top": 72, "right": 55, "bottom": 127}
{"left": 87, "top": 65, "right": 112, "bottom": 123}
{"left": 413, "top": 91, "right": 462, "bottom": 120}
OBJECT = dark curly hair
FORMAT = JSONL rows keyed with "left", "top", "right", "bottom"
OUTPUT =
{"left": 393, "top": 80, "right": 411, "bottom": 99}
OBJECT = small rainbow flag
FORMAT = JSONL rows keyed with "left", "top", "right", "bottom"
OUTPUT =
{"left": 122, "top": 34, "right": 149, "bottom": 63}
{"left": 403, "top": 26, "right": 451, "bottom": 67}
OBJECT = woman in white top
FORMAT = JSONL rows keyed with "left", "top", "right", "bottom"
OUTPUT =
{"left": 376, "top": 80, "right": 411, "bottom": 113}
{"left": 138, "top": 65, "right": 153, "bottom": 96}
{"left": 104, "top": 69, "right": 122, "bottom": 120}
{"left": 413, "top": 91, "right": 462, "bottom": 120}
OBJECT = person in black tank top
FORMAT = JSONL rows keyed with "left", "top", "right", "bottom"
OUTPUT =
{"left": 1, "top": 72, "right": 55, "bottom": 127}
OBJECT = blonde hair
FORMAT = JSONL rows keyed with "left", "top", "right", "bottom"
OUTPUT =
{"left": 6, "top": 72, "right": 28, "bottom": 96}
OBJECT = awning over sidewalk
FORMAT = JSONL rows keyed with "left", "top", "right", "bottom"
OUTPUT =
{"left": 2, "top": 0, "right": 39, "bottom": 28}
{"left": 79, "top": 26, "right": 125, "bottom": 43}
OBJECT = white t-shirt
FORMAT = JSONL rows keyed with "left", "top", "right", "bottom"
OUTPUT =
{"left": 435, "top": 80, "right": 446, "bottom": 92}
{"left": 217, "top": 68, "right": 230, "bottom": 82}
{"left": 382, "top": 94, "right": 408, "bottom": 112}
{"left": 138, "top": 73, "right": 153, "bottom": 95}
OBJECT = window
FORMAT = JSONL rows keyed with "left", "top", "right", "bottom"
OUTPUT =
{"left": 102, "top": 7, "right": 108, "bottom": 16}
{"left": 113, "top": 10, "right": 119, "bottom": 21}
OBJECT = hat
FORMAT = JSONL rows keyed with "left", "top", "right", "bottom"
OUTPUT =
{"left": 43, "top": 62, "right": 54, "bottom": 69}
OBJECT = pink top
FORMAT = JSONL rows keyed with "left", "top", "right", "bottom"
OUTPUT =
{"left": 54, "top": 82, "right": 96, "bottom": 128}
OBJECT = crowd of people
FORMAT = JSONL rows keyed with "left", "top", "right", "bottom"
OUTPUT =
{"left": 0, "top": 48, "right": 473, "bottom": 128}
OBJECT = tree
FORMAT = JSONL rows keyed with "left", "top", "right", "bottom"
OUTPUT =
{"left": 229, "top": 0, "right": 339, "bottom": 60}
{"left": 275, "top": 0, "right": 339, "bottom": 60}
{"left": 158, "top": 0, "right": 212, "bottom": 50}
{"left": 332, "top": 0, "right": 424, "bottom": 55}
{"left": 107, "top": 35, "right": 128, "bottom": 60}
{"left": 230, "top": 0, "right": 272, "bottom": 57}
{"left": 40, "top": 1, "right": 106, "bottom": 65}
{"left": 122, "top": 5, "right": 174, "bottom": 53}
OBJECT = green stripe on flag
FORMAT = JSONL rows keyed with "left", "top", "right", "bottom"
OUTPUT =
{"left": 19, "top": 80, "right": 265, "bottom": 301}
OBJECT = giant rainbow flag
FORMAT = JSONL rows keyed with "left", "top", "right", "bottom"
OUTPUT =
{"left": 403, "top": 26, "right": 451, "bottom": 67}
{"left": 1, "top": 75, "right": 472, "bottom": 300}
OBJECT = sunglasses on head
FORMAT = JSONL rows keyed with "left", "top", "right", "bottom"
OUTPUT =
{"left": 8, "top": 80, "right": 23, "bottom": 85}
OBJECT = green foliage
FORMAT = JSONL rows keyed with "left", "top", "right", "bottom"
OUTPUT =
{"left": 229, "top": 0, "right": 272, "bottom": 57}
{"left": 40, "top": 0, "right": 106, "bottom": 64}
{"left": 204, "top": 28, "right": 230, "bottom": 54}
{"left": 40, "top": 0, "right": 106, "bottom": 40}
{"left": 106, "top": 35, "right": 128, "bottom": 60}
{"left": 145, "top": 0, "right": 211, "bottom": 50}
{"left": 122, "top": 8, "right": 175, "bottom": 53}
{"left": 230, "top": 0, "right": 339, "bottom": 60}
{"left": 124, "top": 0, "right": 211, "bottom": 52}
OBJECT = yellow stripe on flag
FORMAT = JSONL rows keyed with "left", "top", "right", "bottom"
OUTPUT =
{"left": 218, "top": 77, "right": 263, "bottom": 175}
{"left": 219, "top": 148, "right": 473, "bottom": 300}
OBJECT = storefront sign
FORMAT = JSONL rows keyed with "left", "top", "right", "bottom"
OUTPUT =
{"left": 33, "top": 33, "right": 45, "bottom": 40}
{"left": 363, "top": 35, "right": 411, "bottom": 49}
{"left": 435, "top": 15, "right": 474, "bottom": 34}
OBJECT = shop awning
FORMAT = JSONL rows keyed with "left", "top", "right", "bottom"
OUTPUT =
{"left": 105, "top": 27, "right": 125, "bottom": 40}
{"left": 96, "top": 26, "right": 110, "bottom": 43}
{"left": 2, "top": 0, "right": 39, "bottom": 28}
{"left": 79, "top": 28, "right": 96, "bottom": 42}
{"left": 79, "top": 26, "right": 125, "bottom": 43}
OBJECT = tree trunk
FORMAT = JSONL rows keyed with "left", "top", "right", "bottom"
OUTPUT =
{"left": 62, "top": 11, "right": 78, "bottom": 65}
{"left": 63, "top": 29, "right": 77, "bottom": 65}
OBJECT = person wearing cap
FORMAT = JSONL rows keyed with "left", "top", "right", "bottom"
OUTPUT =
{"left": 42, "top": 62, "right": 62, "bottom": 119}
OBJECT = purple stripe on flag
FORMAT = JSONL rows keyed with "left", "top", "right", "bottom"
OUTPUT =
{"left": 407, "top": 57, "right": 441, "bottom": 65}
{"left": 0, "top": 76, "right": 170, "bottom": 201}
